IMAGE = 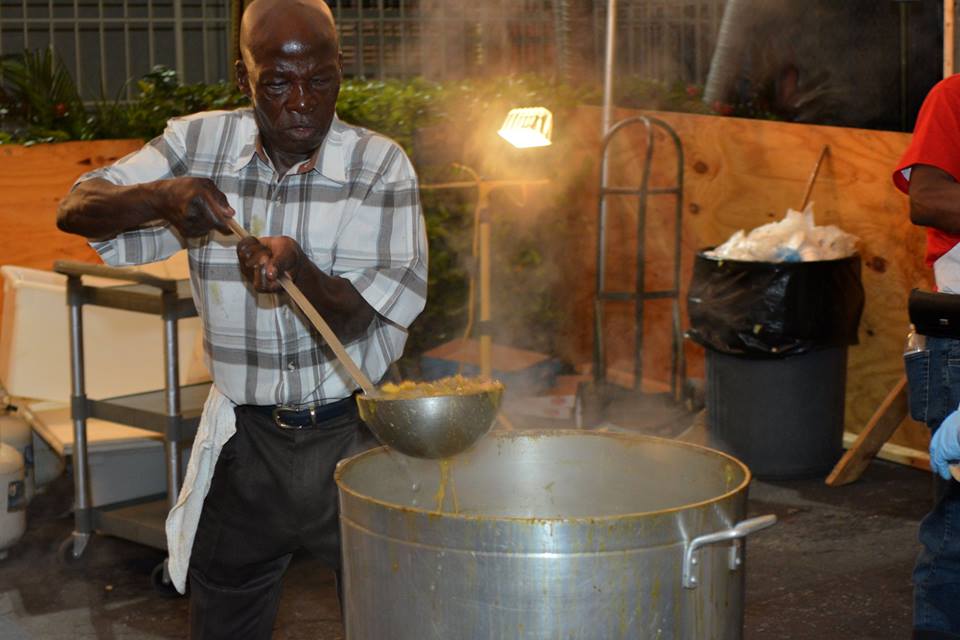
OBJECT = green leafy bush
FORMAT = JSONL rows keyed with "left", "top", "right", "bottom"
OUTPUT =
{"left": 0, "top": 47, "right": 86, "bottom": 144}
{"left": 90, "top": 66, "right": 251, "bottom": 140}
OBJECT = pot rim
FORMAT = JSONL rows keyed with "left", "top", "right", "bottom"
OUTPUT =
{"left": 335, "top": 429, "right": 752, "bottom": 524}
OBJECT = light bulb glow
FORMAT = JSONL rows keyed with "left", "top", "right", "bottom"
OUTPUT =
{"left": 497, "top": 107, "right": 553, "bottom": 148}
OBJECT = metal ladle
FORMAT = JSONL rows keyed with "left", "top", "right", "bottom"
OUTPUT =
{"left": 225, "top": 218, "right": 502, "bottom": 458}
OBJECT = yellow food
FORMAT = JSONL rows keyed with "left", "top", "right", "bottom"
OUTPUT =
{"left": 379, "top": 375, "right": 503, "bottom": 399}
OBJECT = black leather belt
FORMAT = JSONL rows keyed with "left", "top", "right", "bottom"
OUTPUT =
{"left": 248, "top": 395, "right": 356, "bottom": 430}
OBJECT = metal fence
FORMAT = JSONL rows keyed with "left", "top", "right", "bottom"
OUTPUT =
{"left": 331, "top": 0, "right": 563, "bottom": 80}
{"left": 0, "top": 0, "right": 725, "bottom": 100}
{"left": 332, "top": 0, "right": 726, "bottom": 84}
{"left": 606, "top": 0, "right": 726, "bottom": 85}
{"left": 0, "top": 0, "right": 231, "bottom": 100}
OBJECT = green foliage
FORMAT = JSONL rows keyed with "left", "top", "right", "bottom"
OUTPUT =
{"left": 336, "top": 78, "right": 444, "bottom": 153}
{"left": 126, "top": 67, "right": 250, "bottom": 139}
{"left": 0, "top": 47, "right": 86, "bottom": 143}
{"left": 88, "top": 66, "right": 251, "bottom": 141}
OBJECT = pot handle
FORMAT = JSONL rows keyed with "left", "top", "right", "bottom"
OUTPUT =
{"left": 682, "top": 514, "right": 777, "bottom": 589}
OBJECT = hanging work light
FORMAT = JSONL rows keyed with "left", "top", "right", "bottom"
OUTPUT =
{"left": 497, "top": 107, "right": 553, "bottom": 148}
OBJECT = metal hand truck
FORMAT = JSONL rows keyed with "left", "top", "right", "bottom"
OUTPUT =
{"left": 575, "top": 115, "right": 693, "bottom": 431}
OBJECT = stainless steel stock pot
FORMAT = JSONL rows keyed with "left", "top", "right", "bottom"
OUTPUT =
{"left": 335, "top": 430, "right": 775, "bottom": 639}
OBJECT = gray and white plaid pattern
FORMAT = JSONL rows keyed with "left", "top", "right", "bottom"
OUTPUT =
{"left": 83, "top": 109, "right": 428, "bottom": 407}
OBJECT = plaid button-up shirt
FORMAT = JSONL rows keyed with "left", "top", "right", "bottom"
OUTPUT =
{"left": 83, "top": 109, "right": 428, "bottom": 407}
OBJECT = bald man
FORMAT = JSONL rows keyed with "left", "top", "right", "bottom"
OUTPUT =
{"left": 57, "top": 1, "right": 428, "bottom": 636}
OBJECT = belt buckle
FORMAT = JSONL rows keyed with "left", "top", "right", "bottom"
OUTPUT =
{"left": 272, "top": 405, "right": 319, "bottom": 430}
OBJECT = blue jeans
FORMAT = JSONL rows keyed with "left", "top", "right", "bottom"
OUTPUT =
{"left": 906, "top": 336, "right": 960, "bottom": 637}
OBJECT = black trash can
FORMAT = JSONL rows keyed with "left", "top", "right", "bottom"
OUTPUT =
{"left": 687, "top": 251, "right": 864, "bottom": 479}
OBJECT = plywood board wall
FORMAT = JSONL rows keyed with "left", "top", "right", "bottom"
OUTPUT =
{"left": 0, "top": 140, "right": 142, "bottom": 313}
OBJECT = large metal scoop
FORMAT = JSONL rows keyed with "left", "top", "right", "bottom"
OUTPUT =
{"left": 355, "top": 385, "right": 503, "bottom": 458}
{"left": 226, "top": 218, "right": 502, "bottom": 458}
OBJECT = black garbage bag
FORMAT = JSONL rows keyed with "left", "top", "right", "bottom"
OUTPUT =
{"left": 686, "top": 251, "right": 864, "bottom": 357}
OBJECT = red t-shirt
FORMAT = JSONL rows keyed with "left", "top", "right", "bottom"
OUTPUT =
{"left": 894, "top": 75, "right": 960, "bottom": 267}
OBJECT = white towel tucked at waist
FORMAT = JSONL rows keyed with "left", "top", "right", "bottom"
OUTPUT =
{"left": 164, "top": 384, "right": 236, "bottom": 593}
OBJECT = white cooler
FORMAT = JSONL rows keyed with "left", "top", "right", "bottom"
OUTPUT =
{"left": 21, "top": 402, "right": 178, "bottom": 507}
{"left": 0, "top": 255, "right": 208, "bottom": 505}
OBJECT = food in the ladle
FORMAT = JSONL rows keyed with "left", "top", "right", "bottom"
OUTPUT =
{"left": 379, "top": 374, "right": 503, "bottom": 398}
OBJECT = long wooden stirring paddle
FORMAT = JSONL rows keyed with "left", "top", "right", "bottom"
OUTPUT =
{"left": 224, "top": 217, "right": 377, "bottom": 396}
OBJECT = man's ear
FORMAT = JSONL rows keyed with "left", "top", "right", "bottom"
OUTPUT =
{"left": 236, "top": 59, "right": 252, "bottom": 97}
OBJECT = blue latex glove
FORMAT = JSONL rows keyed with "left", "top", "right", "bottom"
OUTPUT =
{"left": 930, "top": 408, "right": 960, "bottom": 480}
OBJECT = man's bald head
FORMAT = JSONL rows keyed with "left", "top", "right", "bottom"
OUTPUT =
{"left": 235, "top": 0, "right": 343, "bottom": 174}
{"left": 240, "top": 0, "right": 338, "bottom": 65}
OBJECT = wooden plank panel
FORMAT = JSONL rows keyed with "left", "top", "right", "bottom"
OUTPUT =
{"left": 0, "top": 140, "right": 142, "bottom": 312}
{"left": 827, "top": 376, "right": 909, "bottom": 486}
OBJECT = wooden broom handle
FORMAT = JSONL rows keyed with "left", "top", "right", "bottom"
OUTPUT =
{"left": 225, "top": 217, "right": 377, "bottom": 396}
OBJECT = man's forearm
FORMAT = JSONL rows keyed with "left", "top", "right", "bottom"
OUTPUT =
{"left": 912, "top": 199, "right": 960, "bottom": 235}
{"left": 292, "top": 260, "right": 376, "bottom": 343}
{"left": 57, "top": 178, "right": 167, "bottom": 240}
{"left": 909, "top": 165, "right": 960, "bottom": 234}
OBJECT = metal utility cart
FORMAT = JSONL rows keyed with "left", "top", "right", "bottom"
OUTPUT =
{"left": 575, "top": 115, "right": 693, "bottom": 431}
{"left": 53, "top": 261, "right": 210, "bottom": 593}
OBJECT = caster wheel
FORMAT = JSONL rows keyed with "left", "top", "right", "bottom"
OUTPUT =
{"left": 57, "top": 536, "right": 86, "bottom": 567}
{"left": 574, "top": 381, "right": 607, "bottom": 429}
{"left": 683, "top": 377, "right": 706, "bottom": 413}
{"left": 151, "top": 561, "right": 183, "bottom": 598}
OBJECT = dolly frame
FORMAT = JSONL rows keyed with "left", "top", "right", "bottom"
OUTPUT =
{"left": 579, "top": 115, "right": 686, "bottom": 427}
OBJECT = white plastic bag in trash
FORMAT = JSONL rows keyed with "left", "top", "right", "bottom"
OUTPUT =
{"left": 706, "top": 204, "right": 859, "bottom": 262}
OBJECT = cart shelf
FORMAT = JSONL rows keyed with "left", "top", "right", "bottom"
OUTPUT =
{"left": 53, "top": 260, "right": 205, "bottom": 593}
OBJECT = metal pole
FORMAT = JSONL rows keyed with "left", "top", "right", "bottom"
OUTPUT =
{"left": 148, "top": 0, "right": 156, "bottom": 70}
{"left": 900, "top": 1, "right": 909, "bottom": 131}
{"left": 601, "top": 0, "right": 617, "bottom": 137}
{"left": 98, "top": 0, "right": 107, "bottom": 94}
{"left": 399, "top": 0, "right": 406, "bottom": 76}
{"left": 946, "top": 0, "right": 956, "bottom": 78}
{"left": 66, "top": 277, "right": 91, "bottom": 558}
{"left": 162, "top": 307, "right": 182, "bottom": 508}
{"left": 48, "top": 0, "right": 54, "bottom": 53}
{"left": 74, "top": 0, "right": 82, "bottom": 96}
{"left": 202, "top": 0, "right": 210, "bottom": 84}
{"left": 123, "top": 0, "right": 131, "bottom": 100}
{"left": 21, "top": 0, "right": 28, "bottom": 49}
{"left": 594, "top": 0, "right": 618, "bottom": 384}
{"left": 173, "top": 0, "right": 185, "bottom": 81}
{"left": 479, "top": 186, "right": 493, "bottom": 379}
{"left": 378, "top": 0, "right": 385, "bottom": 79}
{"left": 357, "top": 0, "right": 365, "bottom": 77}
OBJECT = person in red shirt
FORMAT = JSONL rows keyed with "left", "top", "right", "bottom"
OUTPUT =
{"left": 896, "top": 74, "right": 960, "bottom": 640}
{"left": 896, "top": 76, "right": 960, "bottom": 267}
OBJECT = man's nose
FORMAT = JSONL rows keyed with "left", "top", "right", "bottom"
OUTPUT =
{"left": 287, "top": 83, "right": 316, "bottom": 112}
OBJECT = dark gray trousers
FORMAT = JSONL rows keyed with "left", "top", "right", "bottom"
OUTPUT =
{"left": 188, "top": 402, "right": 377, "bottom": 639}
